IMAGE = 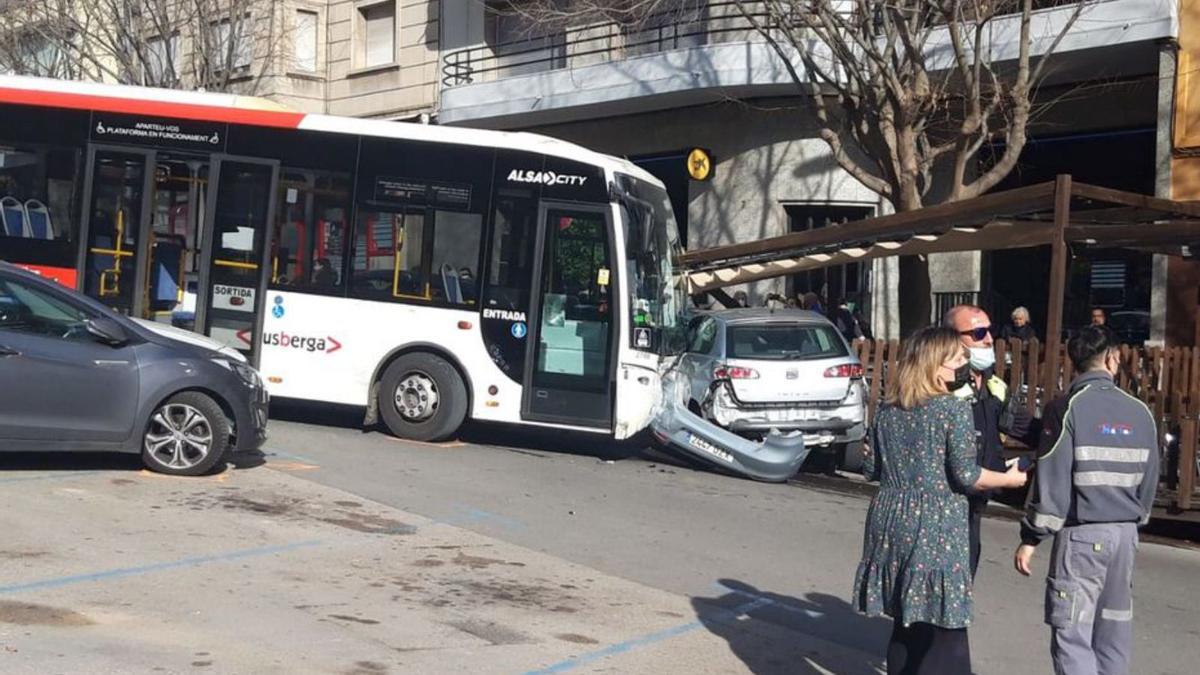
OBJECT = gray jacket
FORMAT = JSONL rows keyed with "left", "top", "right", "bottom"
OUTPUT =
{"left": 1020, "top": 371, "right": 1159, "bottom": 546}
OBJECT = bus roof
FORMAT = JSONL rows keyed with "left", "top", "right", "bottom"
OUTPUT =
{"left": 0, "top": 74, "right": 660, "bottom": 187}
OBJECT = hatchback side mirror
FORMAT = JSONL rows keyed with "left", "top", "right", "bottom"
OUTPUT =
{"left": 86, "top": 316, "right": 129, "bottom": 346}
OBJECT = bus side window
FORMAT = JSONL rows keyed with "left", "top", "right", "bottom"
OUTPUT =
{"left": 430, "top": 210, "right": 482, "bottom": 306}
{"left": 350, "top": 209, "right": 427, "bottom": 300}
{"left": 271, "top": 170, "right": 350, "bottom": 292}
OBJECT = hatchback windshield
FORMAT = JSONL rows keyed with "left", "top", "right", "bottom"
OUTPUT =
{"left": 726, "top": 323, "right": 848, "bottom": 361}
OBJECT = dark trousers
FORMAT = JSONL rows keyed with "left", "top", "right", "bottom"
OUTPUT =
{"left": 968, "top": 499, "right": 984, "bottom": 578}
{"left": 887, "top": 622, "right": 972, "bottom": 675}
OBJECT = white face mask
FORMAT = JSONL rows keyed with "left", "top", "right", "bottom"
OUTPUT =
{"left": 968, "top": 346, "right": 995, "bottom": 371}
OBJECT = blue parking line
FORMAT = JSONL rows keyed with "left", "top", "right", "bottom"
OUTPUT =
{"left": 267, "top": 449, "right": 321, "bottom": 465}
{"left": 522, "top": 597, "right": 771, "bottom": 674}
{"left": 0, "top": 471, "right": 98, "bottom": 484}
{"left": 0, "top": 539, "right": 322, "bottom": 595}
{"left": 523, "top": 620, "right": 704, "bottom": 674}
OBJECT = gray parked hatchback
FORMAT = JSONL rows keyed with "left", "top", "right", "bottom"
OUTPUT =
{"left": 0, "top": 261, "right": 267, "bottom": 475}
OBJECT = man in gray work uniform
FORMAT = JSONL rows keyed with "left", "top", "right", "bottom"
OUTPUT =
{"left": 1014, "top": 326, "right": 1159, "bottom": 675}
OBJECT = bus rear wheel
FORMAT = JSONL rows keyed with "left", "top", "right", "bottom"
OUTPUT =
{"left": 378, "top": 353, "right": 468, "bottom": 442}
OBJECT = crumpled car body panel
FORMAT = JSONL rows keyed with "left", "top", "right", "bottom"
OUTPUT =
{"left": 651, "top": 397, "right": 809, "bottom": 482}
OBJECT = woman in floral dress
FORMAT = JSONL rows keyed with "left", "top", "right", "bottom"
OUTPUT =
{"left": 852, "top": 326, "right": 1027, "bottom": 674}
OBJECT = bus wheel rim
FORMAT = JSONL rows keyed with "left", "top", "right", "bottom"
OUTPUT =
{"left": 395, "top": 373, "right": 440, "bottom": 422}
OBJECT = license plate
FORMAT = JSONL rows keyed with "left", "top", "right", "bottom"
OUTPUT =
{"left": 686, "top": 433, "right": 732, "bottom": 463}
{"left": 765, "top": 408, "right": 822, "bottom": 423}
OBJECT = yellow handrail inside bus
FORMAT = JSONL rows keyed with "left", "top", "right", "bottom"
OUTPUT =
{"left": 94, "top": 208, "right": 127, "bottom": 297}
{"left": 214, "top": 259, "right": 258, "bottom": 270}
{"left": 390, "top": 219, "right": 430, "bottom": 301}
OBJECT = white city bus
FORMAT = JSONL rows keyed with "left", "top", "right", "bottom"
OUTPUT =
{"left": 0, "top": 75, "right": 688, "bottom": 442}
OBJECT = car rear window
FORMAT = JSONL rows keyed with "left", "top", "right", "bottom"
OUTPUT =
{"left": 726, "top": 323, "right": 848, "bottom": 361}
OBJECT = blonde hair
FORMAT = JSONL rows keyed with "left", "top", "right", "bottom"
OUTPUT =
{"left": 886, "top": 327, "right": 964, "bottom": 410}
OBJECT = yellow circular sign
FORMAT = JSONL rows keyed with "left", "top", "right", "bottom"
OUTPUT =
{"left": 687, "top": 148, "right": 713, "bottom": 181}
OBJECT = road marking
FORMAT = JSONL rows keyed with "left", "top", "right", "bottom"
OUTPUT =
{"left": 715, "top": 581, "right": 826, "bottom": 619}
{"left": 267, "top": 450, "right": 321, "bottom": 465}
{"left": 522, "top": 597, "right": 771, "bottom": 674}
{"left": 0, "top": 540, "right": 322, "bottom": 595}
{"left": 0, "top": 471, "right": 97, "bottom": 484}
{"left": 432, "top": 504, "right": 526, "bottom": 531}
{"left": 268, "top": 461, "right": 321, "bottom": 472}
{"left": 385, "top": 436, "right": 466, "bottom": 449}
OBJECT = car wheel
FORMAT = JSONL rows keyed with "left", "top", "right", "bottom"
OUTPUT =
{"left": 141, "top": 392, "right": 231, "bottom": 476}
{"left": 837, "top": 441, "right": 865, "bottom": 473}
{"left": 378, "top": 353, "right": 468, "bottom": 442}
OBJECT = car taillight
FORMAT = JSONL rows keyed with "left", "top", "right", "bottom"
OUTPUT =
{"left": 824, "top": 364, "right": 863, "bottom": 379}
{"left": 714, "top": 364, "right": 759, "bottom": 380}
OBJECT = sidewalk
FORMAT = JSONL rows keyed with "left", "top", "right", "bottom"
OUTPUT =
{"left": 0, "top": 461, "right": 883, "bottom": 674}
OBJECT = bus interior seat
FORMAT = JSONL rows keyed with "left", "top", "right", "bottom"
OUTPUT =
{"left": 440, "top": 264, "right": 463, "bottom": 304}
{"left": 1, "top": 196, "right": 28, "bottom": 237}
{"left": 23, "top": 200, "right": 52, "bottom": 239}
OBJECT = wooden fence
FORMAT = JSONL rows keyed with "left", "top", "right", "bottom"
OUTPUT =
{"left": 851, "top": 338, "right": 1199, "bottom": 512}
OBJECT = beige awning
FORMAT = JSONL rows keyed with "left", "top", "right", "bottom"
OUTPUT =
{"left": 687, "top": 219, "right": 1055, "bottom": 292}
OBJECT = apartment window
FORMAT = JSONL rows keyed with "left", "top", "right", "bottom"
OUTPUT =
{"left": 293, "top": 9, "right": 319, "bottom": 73}
{"left": 356, "top": 1, "right": 395, "bottom": 69}
{"left": 145, "top": 33, "right": 179, "bottom": 85}
{"left": 213, "top": 17, "right": 253, "bottom": 71}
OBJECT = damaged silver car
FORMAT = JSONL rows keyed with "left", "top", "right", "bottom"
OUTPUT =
{"left": 673, "top": 308, "right": 867, "bottom": 472}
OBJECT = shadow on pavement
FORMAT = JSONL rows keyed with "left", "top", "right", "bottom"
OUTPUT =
{"left": 458, "top": 423, "right": 649, "bottom": 462}
{"left": 269, "top": 399, "right": 366, "bottom": 431}
{"left": 692, "top": 579, "right": 889, "bottom": 675}
{"left": 0, "top": 449, "right": 265, "bottom": 475}
{"left": 0, "top": 452, "right": 144, "bottom": 472}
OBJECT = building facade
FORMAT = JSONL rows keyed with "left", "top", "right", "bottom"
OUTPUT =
{"left": 438, "top": 1, "right": 1181, "bottom": 342}
{"left": 0, "top": 0, "right": 441, "bottom": 121}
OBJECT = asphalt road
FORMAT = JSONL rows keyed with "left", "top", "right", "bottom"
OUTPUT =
{"left": 265, "top": 403, "right": 1200, "bottom": 675}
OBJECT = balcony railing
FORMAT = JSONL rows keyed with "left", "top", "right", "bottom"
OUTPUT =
{"left": 442, "top": 0, "right": 1089, "bottom": 88}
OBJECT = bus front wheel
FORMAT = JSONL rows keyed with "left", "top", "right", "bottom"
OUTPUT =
{"left": 378, "top": 353, "right": 468, "bottom": 442}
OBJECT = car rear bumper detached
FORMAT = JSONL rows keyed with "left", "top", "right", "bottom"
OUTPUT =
{"left": 651, "top": 398, "right": 809, "bottom": 482}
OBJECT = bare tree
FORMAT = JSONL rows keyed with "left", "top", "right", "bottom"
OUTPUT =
{"left": 499, "top": 0, "right": 1087, "bottom": 212}
{"left": 498, "top": 0, "right": 1089, "bottom": 328}
{"left": 0, "top": 0, "right": 290, "bottom": 94}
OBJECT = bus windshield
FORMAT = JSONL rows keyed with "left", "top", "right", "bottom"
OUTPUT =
{"left": 617, "top": 175, "right": 688, "bottom": 356}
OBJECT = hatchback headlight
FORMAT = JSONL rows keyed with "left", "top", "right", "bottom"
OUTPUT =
{"left": 213, "top": 358, "right": 261, "bottom": 386}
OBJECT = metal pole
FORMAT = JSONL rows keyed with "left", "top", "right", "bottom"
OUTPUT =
{"left": 1046, "top": 174, "right": 1072, "bottom": 399}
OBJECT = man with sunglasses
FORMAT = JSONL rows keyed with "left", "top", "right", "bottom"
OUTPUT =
{"left": 944, "top": 305, "right": 1042, "bottom": 577}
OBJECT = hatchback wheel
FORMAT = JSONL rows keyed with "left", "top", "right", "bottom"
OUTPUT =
{"left": 141, "top": 392, "right": 231, "bottom": 476}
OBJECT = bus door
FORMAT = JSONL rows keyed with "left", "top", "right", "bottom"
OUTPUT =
{"left": 79, "top": 146, "right": 155, "bottom": 315}
{"left": 522, "top": 203, "right": 615, "bottom": 429}
{"left": 195, "top": 156, "right": 279, "bottom": 365}
{"left": 79, "top": 147, "right": 210, "bottom": 325}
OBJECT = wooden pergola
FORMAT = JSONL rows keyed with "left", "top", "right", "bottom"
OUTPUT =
{"left": 680, "top": 175, "right": 1200, "bottom": 514}
{"left": 680, "top": 174, "right": 1200, "bottom": 390}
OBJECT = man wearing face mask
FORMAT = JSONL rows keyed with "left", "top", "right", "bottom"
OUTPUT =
{"left": 944, "top": 305, "right": 1042, "bottom": 577}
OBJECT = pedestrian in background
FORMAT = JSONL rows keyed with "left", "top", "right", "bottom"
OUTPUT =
{"left": 830, "top": 297, "right": 864, "bottom": 341}
{"left": 944, "top": 305, "right": 1041, "bottom": 577}
{"left": 853, "top": 326, "right": 1028, "bottom": 675}
{"left": 1000, "top": 306, "right": 1037, "bottom": 342}
{"left": 1015, "top": 326, "right": 1159, "bottom": 675}
{"left": 1091, "top": 307, "right": 1107, "bottom": 327}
